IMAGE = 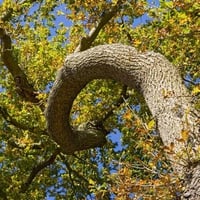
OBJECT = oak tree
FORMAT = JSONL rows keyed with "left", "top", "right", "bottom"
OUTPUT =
{"left": 0, "top": 0, "right": 199, "bottom": 199}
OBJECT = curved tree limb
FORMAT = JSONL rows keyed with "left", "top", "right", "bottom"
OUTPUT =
{"left": 45, "top": 44, "right": 199, "bottom": 199}
{"left": 45, "top": 43, "right": 199, "bottom": 154}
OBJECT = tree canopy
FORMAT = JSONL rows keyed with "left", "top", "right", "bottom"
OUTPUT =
{"left": 0, "top": 0, "right": 199, "bottom": 199}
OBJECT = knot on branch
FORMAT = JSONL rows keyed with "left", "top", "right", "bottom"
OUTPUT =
{"left": 73, "top": 123, "right": 107, "bottom": 151}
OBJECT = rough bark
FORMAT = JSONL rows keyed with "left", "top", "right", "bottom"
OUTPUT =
{"left": 45, "top": 44, "right": 200, "bottom": 199}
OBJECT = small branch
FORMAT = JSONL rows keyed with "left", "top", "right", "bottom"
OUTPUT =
{"left": 20, "top": 148, "right": 60, "bottom": 192}
{"left": 120, "top": 17, "right": 133, "bottom": 44}
{"left": 0, "top": 28, "right": 40, "bottom": 104}
{"left": 59, "top": 154, "right": 89, "bottom": 195}
{"left": 72, "top": 153, "right": 102, "bottom": 172}
{"left": 83, "top": 85, "right": 129, "bottom": 135}
{"left": 0, "top": 106, "right": 48, "bottom": 135}
{"left": 102, "top": 85, "right": 128, "bottom": 122}
{"left": 64, "top": 158, "right": 89, "bottom": 184}
{"left": 75, "top": 0, "right": 123, "bottom": 52}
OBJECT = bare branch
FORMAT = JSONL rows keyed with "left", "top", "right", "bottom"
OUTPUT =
{"left": 120, "top": 17, "right": 133, "bottom": 44}
{"left": 46, "top": 44, "right": 199, "bottom": 156}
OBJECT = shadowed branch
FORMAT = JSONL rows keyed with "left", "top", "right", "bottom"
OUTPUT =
{"left": 20, "top": 148, "right": 60, "bottom": 192}
{"left": 0, "top": 28, "right": 41, "bottom": 105}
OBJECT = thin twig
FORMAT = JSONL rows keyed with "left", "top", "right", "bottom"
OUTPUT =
{"left": 60, "top": 154, "right": 89, "bottom": 184}
{"left": 103, "top": 85, "right": 128, "bottom": 121}
{"left": 183, "top": 78, "right": 197, "bottom": 86}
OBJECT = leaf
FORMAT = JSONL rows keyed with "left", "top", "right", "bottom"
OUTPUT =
{"left": 192, "top": 86, "right": 200, "bottom": 95}
{"left": 0, "top": 156, "right": 5, "bottom": 162}
{"left": 89, "top": 179, "right": 95, "bottom": 185}
{"left": 123, "top": 110, "right": 132, "bottom": 120}
{"left": 181, "top": 130, "right": 189, "bottom": 141}
{"left": 147, "top": 119, "right": 155, "bottom": 130}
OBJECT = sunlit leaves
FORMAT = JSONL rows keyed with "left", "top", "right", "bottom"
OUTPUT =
{"left": 0, "top": 0, "right": 199, "bottom": 199}
{"left": 132, "top": 0, "right": 200, "bottom": 79}
{"left": 147, "top": 119, "right": 155, "bottom": 130}
{"left": 71, "top": 80, "right": 123, "bottom": 126}
{"left": 181, "top": 130, "right": 189, "bottom": 142}
{"left": 192, "top": 85, "right": 200, "bottom": 95}
{"left": 110, "top": 163, "right": 181, "bottom": 199}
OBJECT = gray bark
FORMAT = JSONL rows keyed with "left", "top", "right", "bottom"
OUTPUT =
{"left": 45, "top": 44, "right": 199, "bottom": 199}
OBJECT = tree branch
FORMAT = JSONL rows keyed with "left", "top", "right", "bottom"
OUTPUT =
{"left": 88, "top": 85, "right": 129, "bottom": 135}
{"left": 45, "top": 43, "right": 200, "bottom": 199}
{"left": 0, "top": 106, "right": 48, "bottom": 135}
{"left": 75, "top": 0, "right": 123, "bottom": 52}
{"left": 183, "top": 77, "right": 197, "bottom": 86}
{"left": 103, "top": 85, "right": 128, "bottom": 122}
{"left": 0, "top": 28, "right": 40, "bottom": 104}
{"left": 20, "top": 148, "right": 60, "bottom": 192}
{"left": 120, "top": 17, "right": 134, "bottom": 44}
{"left": 63, "top": 157, "right": 89, "bottom": 184}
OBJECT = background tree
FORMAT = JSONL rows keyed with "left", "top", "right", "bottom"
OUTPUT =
{"left": 0, "top": 0, "right": 199, "bottom": 199}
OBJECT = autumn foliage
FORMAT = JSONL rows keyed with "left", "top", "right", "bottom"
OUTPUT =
{"left": 0, "top": 0, "right": 199, "bottom": 199}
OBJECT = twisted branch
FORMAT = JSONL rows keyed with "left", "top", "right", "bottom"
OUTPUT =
{"left": 45, "top": 44, "right": 199, "bottom": 155}
{"left": 45, "top": 43, "right": 199, "bottom": 199}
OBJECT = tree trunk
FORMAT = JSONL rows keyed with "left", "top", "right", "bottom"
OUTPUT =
{"left": 45, "top": 44, "right": 200, "bottom": 199}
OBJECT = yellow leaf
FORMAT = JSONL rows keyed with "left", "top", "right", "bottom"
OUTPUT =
{"left": 147, "top": 119, "right": 155, "bottom": 130}
{"left": 0, "top": 156, "right": 5, "bottom": 162}
{"left": 149, "top": 162, "right": 155, "bottom": 169}
{"left": 181, "top": 130, "right": 189, "bottom": 141}
{"left": 123, "top": 110, "right": 132, "bottom": 120}
{"left": 89, "top": 179, "right": 95, "bottom": 185}
{"left": 192, "top": 86, "right": 200, "bottom": 95}
{"left": 134, "top": 39, "right": 142, "bottom": 46}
